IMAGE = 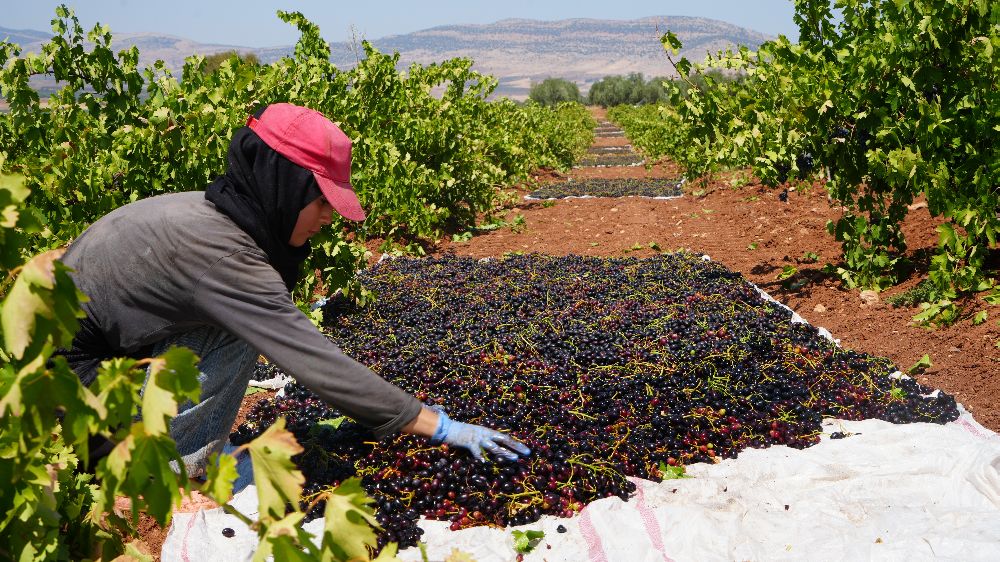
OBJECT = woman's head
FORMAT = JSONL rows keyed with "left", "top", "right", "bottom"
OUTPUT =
{"left": 247, "top": 103, "right": 365, "bottom": 223}
{"left": 205, "top": 103, "right": 363, "bottom": 290}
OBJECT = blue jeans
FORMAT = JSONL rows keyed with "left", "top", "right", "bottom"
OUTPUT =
{"left": 146, "top": 326, "right": 257, "bottom": 478}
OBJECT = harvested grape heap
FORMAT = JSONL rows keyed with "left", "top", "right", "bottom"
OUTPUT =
{"left": 528, "top": 177, "right": 684, "bottom": 199}
{"left": 576, "top": 152, "right": 645, "bottom": 167}
{"left": 232, "top": 253, "right": 959, "bottom": 549}
{"left": 587, "top": 146, "right": 632, "bottom": 154}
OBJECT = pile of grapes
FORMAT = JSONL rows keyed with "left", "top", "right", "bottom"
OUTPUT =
{"left": 576, "top": 152, "right": 645, "bottom": 167}
{"left": 594, "top": 122, "right": 625, "bottom": 137}
{"left": 233, "top": 253, "right": 958, "bottom": 549}
{"left": 587, "top": 145, "right": 632, "bottom": 154}
{"left": 528, "top": 177, "right": 684, "bottom": 199}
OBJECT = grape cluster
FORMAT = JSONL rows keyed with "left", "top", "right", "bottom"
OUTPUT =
{"left": 796, "top": 152, "right": 815, "bottom": 174}
{"left": 250, "top": 360, "right": 283, "bottom": 382}
{"left": 233, "top": 253, "right": 958, "bottom": 550}
{"left": 528, "top": 177, "right": 684, "bottom": 199}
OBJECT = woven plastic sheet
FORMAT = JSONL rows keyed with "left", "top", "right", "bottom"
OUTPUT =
{"left": 163, "top": 413, "right": 1000, "bottom": 561}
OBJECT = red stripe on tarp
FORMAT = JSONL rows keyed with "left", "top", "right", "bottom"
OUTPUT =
{"left": 579, "top": 506, "right": 610, "bottom": 562}
{"left": 955, "top": 417, "right": 998, "bottom": 442}
{"left": 180, "top": 512, "right": 198, "bottom": 562}
{"left": 632, "top": 479, "right": 675, "bottom": 562}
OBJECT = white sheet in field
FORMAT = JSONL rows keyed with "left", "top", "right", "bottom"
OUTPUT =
{"left": 163, "top": 411, "right": 1000, "bottom": 562}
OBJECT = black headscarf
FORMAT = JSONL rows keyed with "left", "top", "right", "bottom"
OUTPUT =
{"left": 206, "top": 125, "right": 323, "bottom": 292}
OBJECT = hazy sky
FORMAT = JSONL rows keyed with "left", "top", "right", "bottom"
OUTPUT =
{"left": 2, "top": 1, "right": 800, "bottom": 47}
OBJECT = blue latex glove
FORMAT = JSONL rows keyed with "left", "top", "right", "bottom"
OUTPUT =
{"left": 429, "top": 410, "right": 531, "bottom": 462}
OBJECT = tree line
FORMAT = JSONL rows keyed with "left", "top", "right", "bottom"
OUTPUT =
{"left": 529, "top": 71, "right": 741, "bottom": 107}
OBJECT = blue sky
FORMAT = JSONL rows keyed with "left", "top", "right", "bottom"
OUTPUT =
{"left": 2, "top": 1, "right": 800, "bottom": 47}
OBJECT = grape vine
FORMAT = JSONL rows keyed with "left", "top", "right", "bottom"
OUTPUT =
{"left": 611, "top": 0, "right": 999, "bottom": 321}
{"left": 0, "top": 6, "right": 594, "bottom": 304}
{"left": 0, "top": 5, "right": 595, "bottom": 560}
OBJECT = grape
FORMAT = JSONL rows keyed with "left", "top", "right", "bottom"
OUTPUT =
{"left": 796, "top": 152, "right": 815, "bottom": 174}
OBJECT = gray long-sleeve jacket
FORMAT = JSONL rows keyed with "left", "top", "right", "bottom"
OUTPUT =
{"left": 61, "top": 191, "right": 422, "bottom": 438}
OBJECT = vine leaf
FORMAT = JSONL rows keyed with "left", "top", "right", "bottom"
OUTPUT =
{"left": 239, "top": 419, "right": 304, "bottom": 520}
{"left": 906, "top": 354, "right": 933, "bottom": 375}
{"left": 319, "top": 476, "right": 383, "bottom": 561}
{"left": 659, "top": 461, "right": 692, "bottom": 480}
{"left": 1, "top": 249, "right": 82, "bottom": 359}
{"left": 141, "top": 346, "right": 201, "bottom": 436}
{"left": 512, "top": 529, "right": 545, "bottom": 554}
{"left": 102, "top": 428, "right": 188, "bottom": 524}
{"left": 202, "top": 452, "right": 239, "bottom": 505}
{"left": 257, "top": 514, "right": 310, "bottom": 562}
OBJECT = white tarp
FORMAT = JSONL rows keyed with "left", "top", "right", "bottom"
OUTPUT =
{"left": 163, "top": 410, "right": 1000, "bottom": 562}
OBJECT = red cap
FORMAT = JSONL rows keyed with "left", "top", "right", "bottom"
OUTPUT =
{"left": 247, "top": 103, "right": 366, "bottom": 222}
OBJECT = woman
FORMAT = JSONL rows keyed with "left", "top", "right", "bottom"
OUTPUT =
{"left": 60, "top": 103, "right": 529, "bottom": 477}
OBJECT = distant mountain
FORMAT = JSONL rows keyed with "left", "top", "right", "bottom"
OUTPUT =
{"left": 1, "top": 16, "right": 772, "bottom": 99}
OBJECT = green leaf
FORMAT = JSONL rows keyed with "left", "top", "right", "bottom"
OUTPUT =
{"left": 659, "top": 462, "right": 692, "bottom": 480}
{"left": 0, "top": 354, "right": 101, "bottom": 455}
{"left": 2, "top": 250, "right": 84, "bottom": 360}
{"left": 0, "top": 168, "right": 30, "bottom": 228}
{"left": 675, "top": 58, "right": 692, "bottom": 77}
{"left": 371, "top": 542, "right": 401, "bottom": 561}
{"left": 202, "top": 452, "right": 239, "bottom": 505}
{"left": 661, "top": 31, "right": 683, "bottom": 55}
{"left": 973, "top": 311, "right": 988, "bottom": 325}
{"left": 906, "top": 354, "right": 933, "bottom": 375}
{"left": 122, "top": 541, "right": 155, "bottom": 562}
{"left": 320, "top": 477, "right": 382, "bottom": 561}
{"left": 245, "top": 386, "right": 268, "bottom": 396}
{"left": 937, "top": 223, "right": 958, "bottom": 252}
{"left": 512, "top": 529, "right": 545, "bottom": 554}
{"left": 238, "top": 419, "right": 305, "bottom": 520}
{"left": 317, "top": 416, "right": 347, "bottom": 430}
{"left": 100, "top": 428, "right": 187, "bottom": 525}
{"left": 984, "top": 289, "right": 1000, "bottom": 305}
{"left": 256, "top": 514, "right": 311, "bottom": 562}
{"left": 776, "top": 265, "right": 798, "bottom": 280}
{"left": 141, "top": 346, "right": 201, "bottom": 436}
{"left": 92, "top": 357, "right": 145, "bottom": 432}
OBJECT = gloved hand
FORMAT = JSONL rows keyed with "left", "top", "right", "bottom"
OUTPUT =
{"left": 429, "top": 410, "right": 531, "bottom": 462}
